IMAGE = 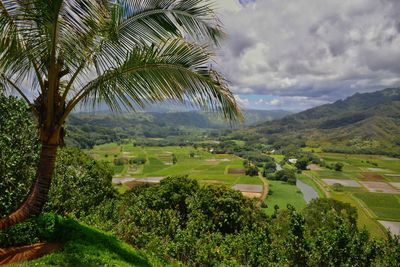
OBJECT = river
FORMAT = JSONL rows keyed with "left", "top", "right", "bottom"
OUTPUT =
{"left": 296, "top": 179, "right": 318, "bottom": 203}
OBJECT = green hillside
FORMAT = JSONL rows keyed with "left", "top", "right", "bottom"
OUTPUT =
{"left": 252, "top": 88, "right": 400, "bottom": 156}
{"left": 65, "top": 110, "right": 291, "bottom": 148}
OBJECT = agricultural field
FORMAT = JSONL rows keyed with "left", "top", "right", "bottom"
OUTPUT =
{"left": 87, "top": 142, "right": 263, "bottom": 187}
{"left": 263, "top": 180, "right": 306, "bottom": 215}
{"left": 303, "top": 152, "right": 400, "bottom": 237}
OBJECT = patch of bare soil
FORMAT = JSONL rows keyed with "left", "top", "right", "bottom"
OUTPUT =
{"left": 0, "top": 243, "right": 62, "bottom": 265}
{"left": 241, "top": 192, "right": 262, "bottom": 199}
{"left": 361, "top": 173, "right": 385, "bottom": 181}
{"left": 228, "top": 168, "right": 245, "bottom": 174}
{"left": 125, "top": 181, "right": 146, "bottom": 189}
{"left": 307, "top": 164, "right": 322, "bottom": 171}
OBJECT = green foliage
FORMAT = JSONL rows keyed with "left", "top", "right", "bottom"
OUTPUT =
{"left": 0, "top": 94, "right": 39, "bottom": 218}
{"left": 5, "top": 215, "right": 167, "bottom": 266}
{"left": 0, "top": 214, "right": 58, "bottom": 247}
{"left": 114, "top": 157, "right": 126, "bottom": 166}
{"left": 129, "top": 157, "right": 147, "bottom": 165}
{"left": 335, "top": 162, "right": 344, "bottom": 171}
{"left": 295, "top": 157, "right": 309, "bottom": 170}
{"left": 303, "top": 198, "right": 358, "bottom": 233}
{"left": 271, "top": 169, "right": 297, "bottom": 185}
{"left": 253, "top": 88, "right": 400, "bottom": 157}
{"left": 245, "top": 166, "right": 259, "bottom": 177}
{"left": 44, "top": 147, "right": 116, "bottom": 217}
{"left": 172, "top": 154, "right": 177, "bottom": 165}
{"left": 263, "top": 160, "right": 277, "bottom": 176}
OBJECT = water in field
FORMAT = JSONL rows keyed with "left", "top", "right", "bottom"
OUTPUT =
{"left": 296, "top": 180, "right": 318, "bottom": 203}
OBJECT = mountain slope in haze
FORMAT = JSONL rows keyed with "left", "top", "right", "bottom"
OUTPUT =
{"left": 66, "top": 109, "right": 291, "bottom": 148}
{"left": 254, "top": 88, "right": 400, "bottom": 156}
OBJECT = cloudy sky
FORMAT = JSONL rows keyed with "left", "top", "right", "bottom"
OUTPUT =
{"left": 214, "top": 0, "right": 400, "bottom": 111}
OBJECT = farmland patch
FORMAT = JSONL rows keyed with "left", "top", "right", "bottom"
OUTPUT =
{"left": 359, "top": 182, "right": 399, "bottom": 194}
{"left": 322, "top": 179, "right": 361, "bottom": 187}
{"left": 228, "top": 168, "right": 245, "bottom": 174}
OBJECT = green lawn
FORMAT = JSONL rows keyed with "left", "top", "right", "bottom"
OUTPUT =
{"left": 263, "top": 180, "right": 306, "bottom": 215}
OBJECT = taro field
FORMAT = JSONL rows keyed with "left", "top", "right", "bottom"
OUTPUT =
{"left": 304, "top": 152, "right": 400, "bottom": 237}
{"left": 87, "top": 142, "right": 263, "bottom": 188}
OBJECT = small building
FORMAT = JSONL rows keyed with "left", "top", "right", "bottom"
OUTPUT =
{"left": 288, "top": 158, "right": 298, "bottom": 164}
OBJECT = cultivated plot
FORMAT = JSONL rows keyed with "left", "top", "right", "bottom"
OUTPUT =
{"left": 322, "top": 179, "right": 361, "bottom": 187}
{"left": 359, "top": 181, "right": 399, "bottom": 194}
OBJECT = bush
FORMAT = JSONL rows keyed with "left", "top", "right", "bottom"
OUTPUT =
{"left": 114, "top": 157, "right": 126, "bottom": 166}
{"left": 0, "top": 214, "right": 59, "bottom": 247}
{"left": 129, "top": 157, "right": 146, "bottom": 165}
{"left": 44, "top": 147, "right": 116, "bottom": 217}
{"left": 245, "top": 166, "right": 259, "bottom": 176}
{"left": 273, "top": 169, "right": 297, "bottom": 184}
{"left": 0, "top": 94, "right": 40, "bottom": 218}
{"left": 334, "top": 162, "right": 344, "bottom": 172}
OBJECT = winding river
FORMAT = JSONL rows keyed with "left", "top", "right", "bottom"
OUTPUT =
{"left": 296, "top": 179, "right": 318, "bottom": 203}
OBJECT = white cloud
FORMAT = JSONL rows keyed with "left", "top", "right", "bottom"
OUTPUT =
{"left": 217, "top": 0, "right": 400, "bottom": 107}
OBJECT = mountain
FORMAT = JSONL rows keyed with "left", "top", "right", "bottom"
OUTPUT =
{"left": 66, "top": 109, "right": 291, "bottom": 148}
{"left": 252, "top": 88, "right": 400, "bottom": 156}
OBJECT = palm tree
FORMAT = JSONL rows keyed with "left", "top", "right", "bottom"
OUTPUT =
{"left": 0, "top": 0, "right": 241, "bottom": 229}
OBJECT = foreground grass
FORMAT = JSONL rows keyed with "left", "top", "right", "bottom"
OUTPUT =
{"left": 263, "top": 180, "right": 306, "bottom": 215}
{"left": 12, "top": 218, "right": 172, "bottom": 267}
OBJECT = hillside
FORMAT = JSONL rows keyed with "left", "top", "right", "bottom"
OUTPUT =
{"left": 65, "top": 110, "right": 291, "bottom": 148}
{"left": 253, "top": 88, "right": 400, "bottom": 156}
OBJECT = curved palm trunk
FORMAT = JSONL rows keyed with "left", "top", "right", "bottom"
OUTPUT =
{"left": 0, "top": 142, "right": 58, "bottom": 229}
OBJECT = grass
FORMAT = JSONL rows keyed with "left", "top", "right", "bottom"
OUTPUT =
{"left": 263, "top": 180, "right": 306, "bottom": 215}
{"left": 88, "top": 143, "right": 263, "bottom": 187}
{"left": 353, "top": 193, "right": 400, "bottom": 221}
{"left": 302, "top": 152, "right": 400, "bottom": 238}
{"left": 12, "top": 217, "right": 172, "bottom": 267}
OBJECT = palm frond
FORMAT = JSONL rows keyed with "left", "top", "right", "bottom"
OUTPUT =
{"left": 64, "top": 39, "right": 241, "bottom": 122}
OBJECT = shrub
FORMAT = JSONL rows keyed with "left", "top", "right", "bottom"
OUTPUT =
{"left": 0, "top": 214, "right": 59, "bottom": 247}
{"left": 334, "top": 162, "right": 344, "bottom": 172}
{"left": 0, "top": 94, "right": 39, "bottom": 218}
{"left": 129, "top": 157, "right": 146, "bottom": 165}
{"left": 245, "top": 166, "right": 259, "bottom": 176}
{"left": 114, "top": 157, "right": 126, "bottom": 166}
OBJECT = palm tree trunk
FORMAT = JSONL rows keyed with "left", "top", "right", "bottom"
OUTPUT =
{"left": 0, "top": 142, "right": 58, "bottom": 229}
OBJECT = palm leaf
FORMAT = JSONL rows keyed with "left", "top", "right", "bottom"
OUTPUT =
{"left": 65, "top": 39, "right": 241, "bottom": 122}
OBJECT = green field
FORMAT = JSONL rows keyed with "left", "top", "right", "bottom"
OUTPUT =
{"left": 263, "top": 180, "right": 306, "bottom": 215}
{"left": 88, "top": 144, "right": 400, "bottom": 237}
{"left": 88, "top": 143, "right": 262, "bottom": 186}
{"left": 353, "top": 193, "right": 400, "bottom": 221}
{"left": 302, "top": 152, "right": 400, "bottom": 237}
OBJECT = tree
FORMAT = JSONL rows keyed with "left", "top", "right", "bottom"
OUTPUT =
{"left": 45, "top": 147, "right": 115, "bottom": 216}
{"left": 172, "top": 154, "right": 178, "bottom": 165}
{"left": 0, "top": 94, "right": 40, "bottom": 218}
{"left": 263, "top": 160, "right": 277, "bottom": 177}
{"left": 334, "top": 162, "right": 344, "bottom": 172}
{"left": 245, "top": 166, "right": 259, "bottom": 177}
{"left": 0, "top": 0, "right": 241, "bottom": 229}
{"left": 295, "top": 158, "right": 309, "bottom": 171}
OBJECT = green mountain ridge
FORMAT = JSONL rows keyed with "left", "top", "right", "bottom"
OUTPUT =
{"left": 66, "top": 109, "right": 291, "bottom": 148}
{"left": 253, "top": 88, "right": 400, "bottom": 156}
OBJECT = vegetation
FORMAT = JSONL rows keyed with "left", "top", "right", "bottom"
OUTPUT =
{"left": 0, "top": 0, "right": 240, "bottom": 228}
{"left": 1, "top": 215, "right": 168, "bottom": 266}
{"left": 0, "top": 94, "right": 39, "bottom": 217}
{"left": 240, "top": 88, "right": 400, "bottom": 157}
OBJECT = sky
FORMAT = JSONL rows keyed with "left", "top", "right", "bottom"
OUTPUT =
{"left": 215, "top": 0, "right": 400, "bottom": 111}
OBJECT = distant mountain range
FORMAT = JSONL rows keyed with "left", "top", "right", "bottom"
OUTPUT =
{"left": 65, "top": 109, "right": 291, "bottom": 148}
{"left": 253, "top": 88, "right": 400, "bottom": 156}
{"left": 69, "top": 109, "right": 292, "bottom": 129}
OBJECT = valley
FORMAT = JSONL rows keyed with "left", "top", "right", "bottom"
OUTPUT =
{"left": 87, "top": 140, "right": 400, "bottom": 238}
